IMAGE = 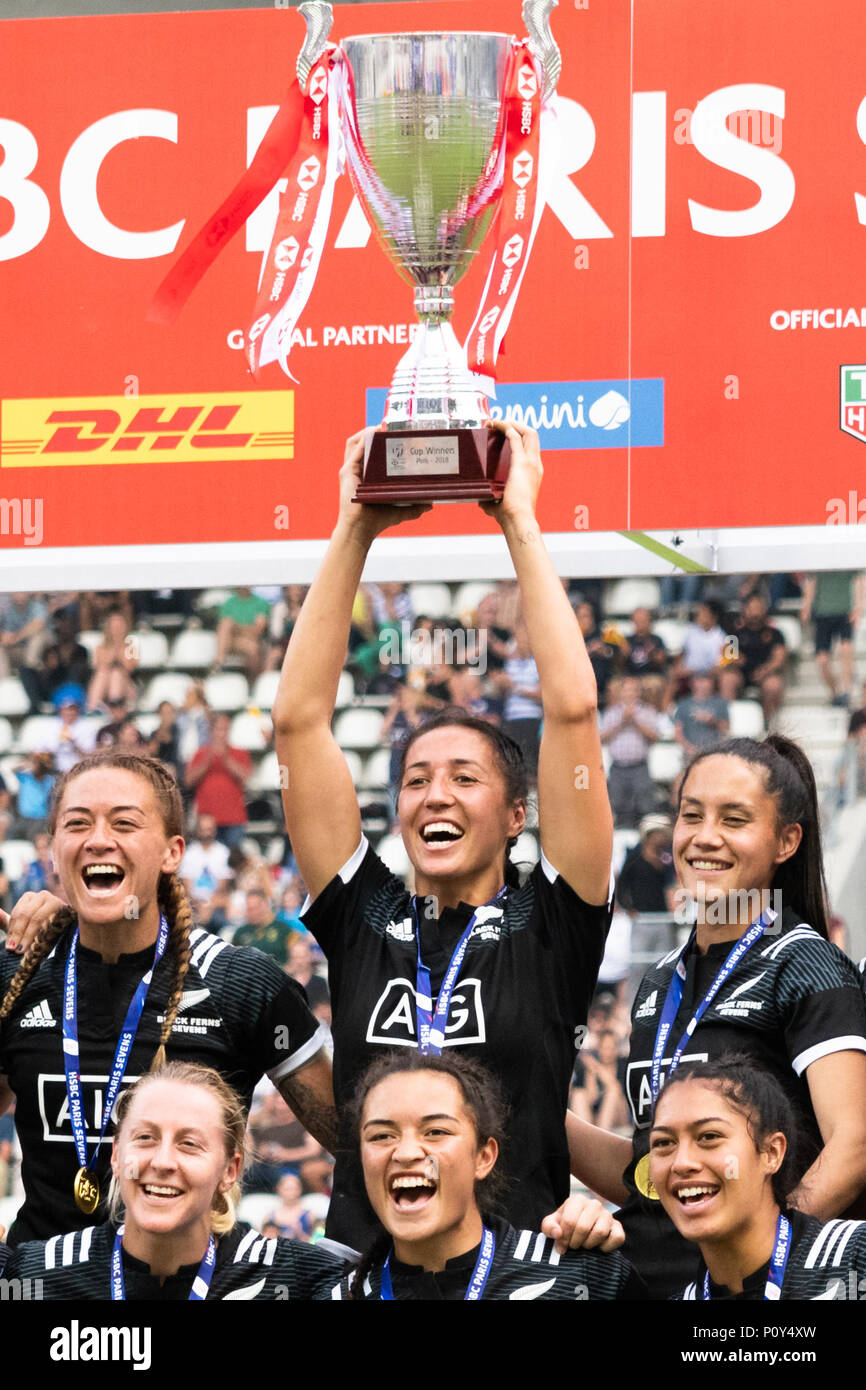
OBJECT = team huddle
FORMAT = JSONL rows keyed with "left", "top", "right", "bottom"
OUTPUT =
{"left": 2, "top": 422, "right": 865, "bottom": 1302}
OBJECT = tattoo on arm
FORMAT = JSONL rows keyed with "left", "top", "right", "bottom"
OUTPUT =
{"left": 278, "top": 1070, "right": 339, "bottom": 1153}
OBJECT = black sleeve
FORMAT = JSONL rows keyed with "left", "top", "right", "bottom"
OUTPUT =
{"left": 531, "top": 854, "right": 613, "bottom": 1009}
{"left": 299, "top": 838, "right": 397, "bottom": 958}
{"left": 775, "top": 936, "right": 866, "bottom": 1076}
{"left": 222, "top": 947, "right": 328, "bottom": 1086}
{"left": 279, "top": 1239, "right": 348, "bottom": 1299}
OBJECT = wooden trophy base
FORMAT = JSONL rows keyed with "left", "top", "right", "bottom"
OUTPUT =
{"left": 354, "top": 427, "right": 511, "bottom": 504}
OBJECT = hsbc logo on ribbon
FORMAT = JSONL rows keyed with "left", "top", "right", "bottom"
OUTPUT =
{"left": 308, "top": 66, "right": 328, "bottom": 105}
{"left": 512, "top": 151, "right": 534, "bottom": 188}
{"left": 502, "top": 235, "right": 525, "bottom": 269}
{"left": 300, "top": 245, "right": 315, "bottom": 271}
{"left": 296, "top": 156, "right": 321, "bottom": 192}
{"left": 478, "top": 307, "right": 501, "bottom": 336}
{"left": 517, "top": 65, "right": 538, "bottom": 100}
{"left": 274, "top": 237, "right": 300, "bottom": 271}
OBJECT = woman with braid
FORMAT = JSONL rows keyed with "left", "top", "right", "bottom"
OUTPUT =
{"left": 0, "top": 750, "right": 334, "bottom": 1245}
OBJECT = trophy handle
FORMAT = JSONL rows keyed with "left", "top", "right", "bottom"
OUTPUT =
{"left": 297, "top": 1, "right": 334, "bottom": 89}
{"left": 522, "top": 0, "right": 561, "bottom": 101}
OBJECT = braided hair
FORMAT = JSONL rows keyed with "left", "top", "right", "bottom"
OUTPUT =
{"left": 0, "top": 750, "right": 194, "bottom": 1070}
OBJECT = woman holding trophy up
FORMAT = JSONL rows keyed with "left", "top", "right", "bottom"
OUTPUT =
{"left": 274, "top": 419, "right": 614, "bottom": 1251}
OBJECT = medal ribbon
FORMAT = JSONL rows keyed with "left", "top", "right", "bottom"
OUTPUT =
{"left": 380, "top": 1225, "right": 495, "bottom": 1301}
{"left": 701, "top": 1213, "right": 791, "bottom": 1301}
{"left": 248, "top": 49, "right": 343, "bottom": 377}
{"left": 412, "top": 889, "right": 505, "bottom": 1055}
{"left": 111, "top": 1225, "right": 217, "bottom": 1301}
{"left": 62, "top": 914, "right": 170, "bottom": 1180}
{"left": 465, "top": 42, "right": 544, "bottom": 381}
{"left": 650, "top": 909, "right": 775, "bottom": 1104}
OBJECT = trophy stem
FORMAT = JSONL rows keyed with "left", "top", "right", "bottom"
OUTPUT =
{"left": 382, "top": 320, "right": 490, "bottom": 432}
{"left": 413, "top": 285, "right": 455, "bottom": 325}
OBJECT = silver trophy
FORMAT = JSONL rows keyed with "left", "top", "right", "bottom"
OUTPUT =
{"left": 297, "top": 0, "right": 561, "bottom": 501}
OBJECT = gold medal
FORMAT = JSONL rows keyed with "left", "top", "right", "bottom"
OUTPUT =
{"left": 634, "top": 1153, "right": 660, "bottom": 1201}
{"left": 73, "top": 1167, "right": 100, "bottom": 1215}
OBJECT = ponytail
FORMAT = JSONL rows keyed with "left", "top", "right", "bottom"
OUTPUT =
{"left": 150, "top": 873, "right": 194, "bottom": 1071}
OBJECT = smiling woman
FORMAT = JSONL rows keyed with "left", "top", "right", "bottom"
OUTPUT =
{"left": 329, "top": 1050, "right": 643, "bottom": 1301}
{"left": 0, "top": 1064, "right": 343, "bottom": 1301}
{"left": 274, "top": 422, "right": 614, "bottom": 1249}
{"left": 562, "top": 734, "right": 866, "bottom": 1298}
{"left": 0, "top": 751, "right": 334, "bottom": 1246}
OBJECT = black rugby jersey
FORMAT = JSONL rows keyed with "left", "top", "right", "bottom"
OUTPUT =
{"left": 329, "top": 1218, "right": 645, "bottom": 1300}
{"left": 617, "top": 908, "right": 866, "bottom": 1298}
{"left": 300, "top": 836, "right": 612, "bottom": 1249}
{"left": 0, "top": 924, "right": 328, "bottom": 1244}
{"left": 677, "top": 1210, "right": 866, "bottom": 1300}
{"left": 0, "top": 1221, "right": 344, "bottom": 1300}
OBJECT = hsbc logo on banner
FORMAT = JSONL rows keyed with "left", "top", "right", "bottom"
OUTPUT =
{"left": 477, "top": 307, "right": 501, "bottom": 336}
{"left": 841, "top": 365, "right": 866, "bottom": 443}
{"left": 512, "top": 151, "right": 534, "bottom": 189}
{"left": 502, "top": 235, "right": 525, "bottom": 269}
{"left": 308, "top": 66, "right": 328, "bottom": 105}
{"left": 273, "top": 237, "right": 300, "bottom": 271}
{"left": 365, "top": 977, "right": 486, "bottom": 1047}
{"left": 297, "top": 157, "right": 321, "bottom": 192}
{"left": 300, "top": 245, "right": 315, "bottom": 271}
{"left": 517, "top": 65, "right": 538, "bottom": 100}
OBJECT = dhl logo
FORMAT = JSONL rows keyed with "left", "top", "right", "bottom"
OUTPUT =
{"left": 0, "top": 392, "right": 294, "bottom": 468}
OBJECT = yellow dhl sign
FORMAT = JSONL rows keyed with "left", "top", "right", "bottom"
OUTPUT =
{"left": 0, "top": 392, "right": 294, "bottom": 467}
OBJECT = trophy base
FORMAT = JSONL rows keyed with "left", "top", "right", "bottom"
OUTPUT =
{"left": 355, "top": 428, "right": 511, "bottom": 505}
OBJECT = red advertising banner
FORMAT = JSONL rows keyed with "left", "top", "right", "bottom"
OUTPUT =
{"left": 1, "top": 0, "right": 866, "bottom": 551}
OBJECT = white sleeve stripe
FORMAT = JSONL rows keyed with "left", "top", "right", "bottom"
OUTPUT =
{"left": 190, "top": 929, "right": 220, "bottom": 967}
{"left": 198, "top": 938, "right": 229, "bottom": 979}
{"left": 820, "top": 1221, "right": 852, "bottom": 1267}
{"left": 79, "top": 1225, "right": 94, "bottom": 1263}
{"left": 249, "top": 1238, "right": 265, "bottom": 1264}
{"left": 805, "top": 1220, "right": 843, "bottom": 1269}
{"left": 267, "top": 1022, "right": 330, "bottom": 1084}
{"left": 61, "top": 1230, "right": 76, "bottom": 1267}
{"left": 45, "top": 1234, "right": 60, "bottom": 1271}
{"left": 761, "top": 927, "right": 819, "bottom": 959}
{"left": 514, "top": 1229, "right": 532, "bottom": 1261}
{"left": 826, "top": 1221, "right": 858, "bottom": 1267}
{"left": 331, "top": 1284, "right": 343, "bottom": 1300}
{"left": 263, "top": 1239, "right": 276, "bottom": 1267}
{"left": 234, "top": 1229, "right": 258, "bottom": 1263}
{"left": 531, "top": 1232, "right": 547, "bottom": 1263}
{"left": 548, "top": 1245, "right": 561, "bottom": 1267}
{"left": 791, "top": 1037, "right": 866, "bottom": 1077}
{"left": 831, "top": 1221, "right": 863, "bottom": 1267}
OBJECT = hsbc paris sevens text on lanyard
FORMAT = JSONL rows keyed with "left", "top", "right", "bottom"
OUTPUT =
{"left": 380, "top": 1225, "right": 496, "bottom": 1301}
{"left": 702, "top": 1213, "right": 791, "bottom": 1301}
{"left": 111, "top": 1225, "right": 217, "bottom": 1301}
{"left": 412, "top": 890, "right": 506, "bottom": 1054}
{"left": 63, "top": 914, "right": 170, "bottom": 1214}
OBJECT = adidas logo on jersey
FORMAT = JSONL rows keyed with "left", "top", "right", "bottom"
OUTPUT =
{"left": 635, "top": 990, "right": 658, "bottom": 1020}
{"left": 385, "top": 917, "right": 414, "bottom": 943}
{"left": 20, "top": 1000, "right": 56, "bottom": 1028}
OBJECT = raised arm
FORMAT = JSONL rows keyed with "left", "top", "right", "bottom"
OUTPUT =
{"left": 483, "top": 421, "right": 613, "bottom": 904}
{"left": 273, "top": 431, "right": 430, "bottom": 902}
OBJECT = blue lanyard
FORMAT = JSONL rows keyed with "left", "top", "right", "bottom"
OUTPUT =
{"left": 412, "top": 890, "right": 505, "bottom": 1055}
{"left": 111, "top": 1225, "right": 217, "bottom": 1301}
{"left": 702, "top": 1213, "right": 791, "bottom": 1301}
{"left": 62, "top": 915, "right": 170, "bottom": 1174}
{"left": 650, "top": 910, "right": 774, "bottom": 1103}
{"left": 380, "top": 1225, "right": 496, "bottom": 1301}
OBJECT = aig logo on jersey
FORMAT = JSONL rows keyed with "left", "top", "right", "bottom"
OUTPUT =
{"left": 38, "top": 1074, "right": 141, "bottom": 1143}
{"left": 366, "top": 978, "right": 486, "bottom": 1048}
{"left": 626, "top": 1052, "right": 708, "bottom": 1128}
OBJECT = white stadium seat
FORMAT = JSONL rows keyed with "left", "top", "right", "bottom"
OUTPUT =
{"left": 360, "top": 747, "right": 392, "bottom": 790}
{"left": 141, "top": 673, "right": 193, "bottom": 712}
{"left": 77, "top": 630, "right": 102, "bottom": 657}
{"left": 251, "top": 671, "right": 280, "bottom": 711}
{"left": 2, "top": 839, "right": 39, "bottom": 881}
{"left": 128, "top": 630, "right": 169, "bottom": 669}
{"left": 652, "top": 619, "right": 687, "bottom": 656}
{"left": 408, "top": 582, "right": 452, "bottom": 619}
{"left": 229, "top": 711, "right": 271, "bottom": 751}
{"left": 17, "top": 716, "right": 60, "bottom": 753}
{"left": 133, "top": 714, "right": 160, "bottom": 738}
{"left": 335, "top": 670, "right": 355, "bottom": 709}
{"left": 376, "top": 833, "right": 411, "bottom": 878}
{"left": 648, "top": 741, "right": 685, "bottom": 783}
{"left": 453, "top": 582, "right": 496, "bottom": 621}
{"left": 728, "top": 699, "right": 765, "bottom": 738}
{"left": 248, "top": 751, "right": 280, "bottom": 792}
{"left": 333, "top": 708, "right": 384, "bottom": 750}
{"left": 169, "top": 629, "right": 218, "bottom": 670}
{"left": 774, "top": 705, "right": 849, "bottom": 742}
{"left": 0, "top": 718, "right": 13, "bottom": 755}
{"left": 343, "top": 750, "right": 364, "bottom": 785}
{"left": 0, "top": 679, "right": 30, "bottom": 716}
{"left": 613, "top": 827, "right": 641, "bottom": 875}
{"left": 604, "top": 578, "right": 662, "bottom": 617}
{"left": 0, "top": 756, "right": 20, "bottom": 794}
{"left": 771, "top": 615, "right": 803, "bottom": 656}
{"left": 203, "top": 673, "right": 249, "bottom": 712}
{"left": 196, "top": 588, "right": 234, "bottom": 614}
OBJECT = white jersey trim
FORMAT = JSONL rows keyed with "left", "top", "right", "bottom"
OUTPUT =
{"left": 791, "top": 1035, "right": 866, "bottom": 1077}
{"left": 301, "top": 836, "right": 369, "bottom": 914}
{"left": 267, "top": 1021, "right": 331, "bottom": 1084}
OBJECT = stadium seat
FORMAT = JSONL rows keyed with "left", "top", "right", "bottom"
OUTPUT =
{"left": 771, "top": 615, "right": 803, "bottom": 655}
{"left": 141, "top": 673, "right": 194, "bottom": 712}
{"left": 0, "top": 757, "right": 20, "bottom": 794}
{"left": 195, "top": 588, "right": 233, "bottom": 615}
{"left": 613, "top": 827, "right": 641, "bottom": 874}
{"left": 229, "top": 711, "right": 271, "bottom": 751}
{"left": 653, "top": 619, "right": 687, "bottom": 656}
{"left": 133, "top": 714, "right": 160, "bottom": 739}
{"left": 360, "top": 747, "right": 392, "bottom": 790}
{"left": 335, "top": 670, "right": 355, "bottom": 709}
{"left": 648, "top": 741, "right": 685, "bottom": 783}
{"left": 0, "top": 679, "right": 30, "bottom": 716}
{"left": 129, "top": 630, "right": 169, "bottom": 669}
{"left": 2, "top": 839, "right": 39, "bottom": 881}
{"left": 604, "top": 578, "right": 662, "bottom": 616}
{"left": 774, "top": 705, "right": 849, "bottom": 742}
{"left": 77, "top": 630, "right": 103, "bottom": 657}
{"left": 169, "top": 629, "right": 218, "bottom": 670}
{"left": 17, "top": 716, "right": 60, "bottom": 753}
{"left": 453, "top": 582, "right": 496, "bottom": 621}
{"left": 333, "top": 708, "right": 385, "bottom": 750}
{"left": 203, "top": 672, "right": 249, "bottom": 712}
{"left": 248, "top": 751, "right": 280, "bottom": 792}
{"left": 728, "top": 699, "right": 765, "bottom": 738}
{"left": 251, "top": 671, "right": 280, "bottom": 711}
{"left": 408, "top": 582, "right": 452, "bottom": 619}
{"left": 376, "top": 833, "right": 411, "bottom": 878}
{"left": 0, "top": 718, "right": 14, "bottom": 755}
